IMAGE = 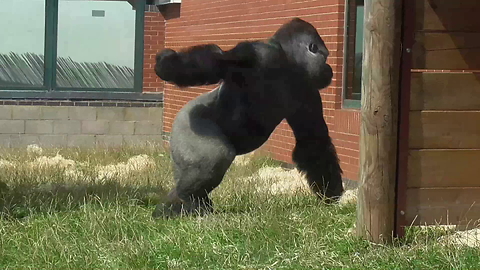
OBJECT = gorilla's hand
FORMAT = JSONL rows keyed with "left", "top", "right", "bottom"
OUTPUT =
{"left": 154, "top": 45, "right": 227, "bottom": 87}
{"left": 154, "top": 49, "right": 181, "bottom": 83}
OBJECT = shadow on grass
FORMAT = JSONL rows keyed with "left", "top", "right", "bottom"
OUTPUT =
{"left": 0, "top": 180, "right": 168, "bottom": 220}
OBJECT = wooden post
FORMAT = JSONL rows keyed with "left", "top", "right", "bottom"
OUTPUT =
{"left": 356, "top": 0, "right": 403, "bottom": 244}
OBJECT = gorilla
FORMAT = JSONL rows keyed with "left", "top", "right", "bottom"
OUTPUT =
{"left": 152, "top": 18, "right": 344, "bottom": 218}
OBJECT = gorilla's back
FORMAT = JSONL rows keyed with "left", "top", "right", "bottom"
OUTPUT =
{"left": 171, "top": 81, "right": 290, "bottom": 155}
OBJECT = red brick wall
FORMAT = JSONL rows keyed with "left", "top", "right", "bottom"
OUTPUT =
{"left": 152, "top": 0, "right": 361, "bottom": 181}
{"left": 143, "top": 11, "right": 165, "bottom": 93}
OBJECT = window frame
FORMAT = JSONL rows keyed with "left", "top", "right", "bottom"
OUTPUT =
{"left": 342, "top": 0, "right": 364, "bottom": 109}
{"left": 0, "top": 0, "right": 147, "bottom": 99}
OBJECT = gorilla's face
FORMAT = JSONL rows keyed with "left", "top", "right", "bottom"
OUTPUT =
{"left": 271, "top": 18, "right": 333, "bottom": 90}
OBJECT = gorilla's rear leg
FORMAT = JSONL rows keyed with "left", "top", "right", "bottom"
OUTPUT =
{"left": 152, "top": 116, "right": 236, "bottom": 219}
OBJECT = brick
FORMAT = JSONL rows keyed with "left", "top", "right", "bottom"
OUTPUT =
{"left": 81, "top": 120, "right": 109, "bottom": 135}
{"left": 0, "top": 120, "right": 25, "bottom": 134}
{"left": 68, "top": 107, "right": 96, "bottom": 121}
{"left": 39, "top": 135, "right": 68, "bottom": 147}
{"left": 108, "top": 121, "right": 135, "bottom": 135}
{"left": 53, "top": 120, "right": 81, "bottom": 134}
{"left": 134, "top": 121, "right": 162, "bottom": 135}
{"left": 0, "top": 106, "right": 12, "bottom": 120}
{"left": 12, "top": 106, "right": 41, "bottom": 120}
{"left": 96, "top": 135, "right": 124, "bottom": 147}
{"left": 96, "top": 107, "right": 126, "bottom": 121}
{"left": 41, "top": 106, "right": 69, "bottom": 120}
{"left": 67, "top": 135, "right": 96, "bottom": 147}
{"left": 25, "top": 120, "right": 53, "bottom": 134}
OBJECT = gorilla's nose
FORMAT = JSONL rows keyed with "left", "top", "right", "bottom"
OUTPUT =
{"left": 321, "top": 47, "right": 330, "bottom": 59}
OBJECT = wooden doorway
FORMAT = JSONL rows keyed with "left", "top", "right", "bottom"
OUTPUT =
{"left": 397, "top": 0, "right": 480, "bottom": 234}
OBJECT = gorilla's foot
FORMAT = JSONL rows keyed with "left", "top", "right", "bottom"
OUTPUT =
{"left": 152, "top": 195, "right": 213, "bottom": 219}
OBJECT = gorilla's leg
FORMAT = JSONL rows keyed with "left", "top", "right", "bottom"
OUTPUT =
{"left": 152, "top": 117, "right": 236, "bottom": 218}
{"left": 287, "top": 104, "right": 344, "bottom": 203}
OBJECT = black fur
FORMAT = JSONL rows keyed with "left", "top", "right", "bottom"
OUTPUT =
{"left": 152, "top": 18, "right": 344, "bottom": 218}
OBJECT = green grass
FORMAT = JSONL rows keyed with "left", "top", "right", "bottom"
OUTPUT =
{"left": 1, "top": 146, "right": 479, "bottom": 269}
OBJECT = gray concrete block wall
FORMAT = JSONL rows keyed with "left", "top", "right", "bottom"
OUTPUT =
{"left": 0, "top": 105, "right": 163, "bottom": 148}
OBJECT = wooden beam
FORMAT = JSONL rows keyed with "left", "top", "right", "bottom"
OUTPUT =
{"left": 356, "top": 0, "right": 403, "bottom": 244}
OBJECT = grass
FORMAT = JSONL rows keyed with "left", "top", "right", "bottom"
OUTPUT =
{"left": 1, "top": 146, "right": 480, "bottom": 269}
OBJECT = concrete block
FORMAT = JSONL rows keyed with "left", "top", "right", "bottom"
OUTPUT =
{"left": 25, "top": 120, "right": 53, "bottom": 134}
{"left": 67, "top": 135, "right": 96, "bottom": 147}
{"left": 143, "top": 135, "right": 164, "bottom": 145}
{"left": 53, "top": 120, "right": 81, "bottom": 134}
{"left": 10, "top": 134, "right": 40, "bottom": 147}
{"left": 96, "top": 135, "right": 124, "bottom": 147}
{"left": 39, "top": 135, "right": 67, "bottom": 147}
{"left": 41, "top": 106, "right": 69, "bottom": 120}
{"left": 125, "top": 107, "right": 163, "bottom": 121}
{"left": 123, "top": 135, "right": 147, "bottom": 147}
{"left": 96, "top": 107, "right": 126, "bottom": 121}
{"left": 123, "top": 135, "right": 163, "bottom": 147}
{"left": 81, "top": 120, "right": 109, "bottom": 135}
{"left": 12, "top": 106, "right": 41, "bottom": 120}
{"left": 125, "top": 107, "right": 147, "bottom": 121}
{"left": 148, "top": 107, "right": 163, "bottom": 120}
{"left": 0, "top": 106, "right": 12, "bottom": 120}
{"left": 0, "top": 134, "right": 11, "bottom": 147}
{"left": 134, "top": 121, "right": 162, "bottom": 135}
{"left": 0, "top": 120, "right": 25, "bottom": 134}
{"left": 68, "top": 107, "right": 96, "bottom": 121}
{"left": 108, "top": 121, "right": 135, "bottom": 135}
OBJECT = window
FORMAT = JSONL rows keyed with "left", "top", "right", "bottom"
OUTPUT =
{"left": 0, "top": 0, "right": 46, "bottom": 88}
{"left": 343, "top": 0, "right": 364, "bottom": 108}
{"left": 0, "top": 0, "right": 145, "bottom": 95}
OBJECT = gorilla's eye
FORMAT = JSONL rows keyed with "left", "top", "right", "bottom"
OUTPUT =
{"left": 308, "top": 43, "right": 319, "bottom": 54}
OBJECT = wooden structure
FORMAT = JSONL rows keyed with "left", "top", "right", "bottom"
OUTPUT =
{"left": 356, "top": 0, "right": 402, "bottom": 243}
{"left": 357, "top": 0, "right": 480, "bottom": 242}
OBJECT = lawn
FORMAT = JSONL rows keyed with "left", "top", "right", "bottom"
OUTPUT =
{"left": 0, "top": 146, "right": 479, "bottom": 270}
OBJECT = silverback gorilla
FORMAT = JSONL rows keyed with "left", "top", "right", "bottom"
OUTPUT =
{"left": 152, "top": 18, "right": 344, "bottom": 218}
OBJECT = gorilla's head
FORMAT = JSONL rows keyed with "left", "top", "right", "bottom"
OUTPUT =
{"left": 271, "top": 18, "right": 333, "bottom": 90}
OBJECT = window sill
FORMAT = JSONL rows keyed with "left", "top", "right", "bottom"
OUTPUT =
{"left": 342, "top": 99, "right": 361, "bottom": 109}
{"left": 0, "top": 90, "right": 163, "bottom": 102}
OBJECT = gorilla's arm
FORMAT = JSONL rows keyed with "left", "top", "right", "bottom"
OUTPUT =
{"left": 286, "top": 95, "right": 344, "bottom": 202}
{"left": 154, "top": 42, "right": 259, "bottom": 87}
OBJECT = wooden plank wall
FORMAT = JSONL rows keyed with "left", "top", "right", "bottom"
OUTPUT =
{"left": 405, "top": 0, "right": 480, "bottom": 227}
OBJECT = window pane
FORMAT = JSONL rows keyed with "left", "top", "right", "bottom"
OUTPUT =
{"left": 0, "top": 0, "right": 45, "bottom": 88}
{"left": 56, "top": 0, "right": 136, "bottom": 89}
{"left": 344, "top": 0, "right": 364, "bottom": 102}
